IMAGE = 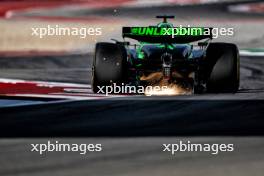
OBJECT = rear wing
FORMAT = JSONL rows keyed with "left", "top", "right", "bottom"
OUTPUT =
{"left": 122, "top": 27, "right": 213, "bottom": 43}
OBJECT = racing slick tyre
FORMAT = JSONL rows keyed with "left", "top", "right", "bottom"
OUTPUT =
{"left": 92, "top": 42, "right": 127, "bottom": 93}
{"left": 206, "top": 43, "right": 240, "bottom": 93}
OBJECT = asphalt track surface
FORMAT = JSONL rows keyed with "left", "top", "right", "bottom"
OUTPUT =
{"left": 0, "top": 54, "right": 263, "bottom": 176}
{"left": 1, "top": 1, "right": 264, "bottom": 176}
{"left": 0, "top": 138, "right": 264, "bottom": 176}
{"left": 0, "top": 54, "right": 264, "bottom": 137}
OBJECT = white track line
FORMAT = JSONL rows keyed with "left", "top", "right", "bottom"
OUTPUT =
{"left": 0, "top": 78, "right": 90, "bottom": 88}
{"left": 4, "top": 94, "right": 107, "bottom": 100}
{"left": 0, "top": 78, "right": 129, "bottom": 100}
{"left": 239, "top": 50, "right": 264, "bottom": 57}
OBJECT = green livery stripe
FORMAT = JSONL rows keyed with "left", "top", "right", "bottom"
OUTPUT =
{"left": 129, "top": 27, "right": 205, "bottom": 36}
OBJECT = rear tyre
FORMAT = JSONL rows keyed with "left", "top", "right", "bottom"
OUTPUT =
{"left": 92, "top": 42, "right": 127, "bottom": 93}
{"left": 206, "top": 43, "right": 240, "bottom": 93}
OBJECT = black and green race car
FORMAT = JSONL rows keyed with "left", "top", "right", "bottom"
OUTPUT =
{"left": 92, "top": 15, "right": 239, "bottom": 94}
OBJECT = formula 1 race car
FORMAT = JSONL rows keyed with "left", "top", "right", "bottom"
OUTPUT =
{"left": 92, "top": 15, "right": 239, "bottom": 94}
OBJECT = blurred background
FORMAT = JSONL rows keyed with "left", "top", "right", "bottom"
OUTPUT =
{"left": 0, "top": 0, "right": 264, "bottom": 53}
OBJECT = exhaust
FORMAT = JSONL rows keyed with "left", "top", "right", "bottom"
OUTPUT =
{"left": 161, "top": 52, "right": 173, "bottom": 79}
